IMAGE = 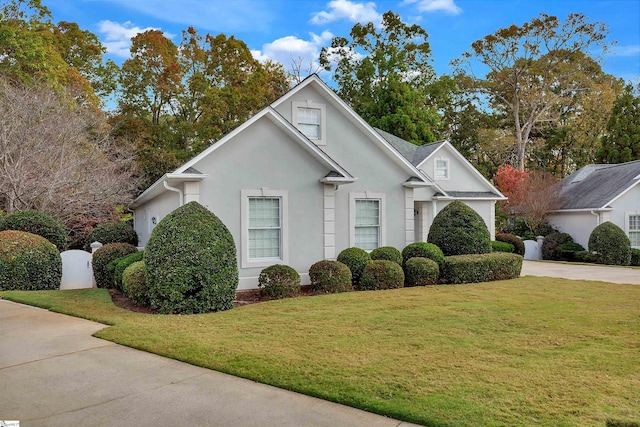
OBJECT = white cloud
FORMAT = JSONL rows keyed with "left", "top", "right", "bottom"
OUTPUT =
{"left": 251, "top": 31, "right": 334, "bottom": 75}
{"left": 403, "top": 0, "right": 462, "bottom": 15}
{"left": 311, "top": 0, "right": 381, "bottom": 25}
{"left": 97, "top": 20, "right": 173, "bottom": 58}
{"left": 612, "top": 44, "right": 640, "bottom": 57}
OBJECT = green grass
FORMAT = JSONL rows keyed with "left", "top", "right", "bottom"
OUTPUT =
{"left": 2, "top": 277, "right": 639, "bottom": 426}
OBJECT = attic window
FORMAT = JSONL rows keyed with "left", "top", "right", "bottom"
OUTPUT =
{"left": 293, "top": 100, "right": 326, "bottom": 145}
{"left": 434, "top": 158, "right": 450, "bottom": 180}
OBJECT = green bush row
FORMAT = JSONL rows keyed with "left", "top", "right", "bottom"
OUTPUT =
{"left": 440, "top": 252, "right": 523, "bottom": 284}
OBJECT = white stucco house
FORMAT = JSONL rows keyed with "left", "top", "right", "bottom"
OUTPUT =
{"left": 130, "top": 75, "right": 504, "bottom": 289}
{"left": 548, "top": 160, "right": 640, "bottom": 249}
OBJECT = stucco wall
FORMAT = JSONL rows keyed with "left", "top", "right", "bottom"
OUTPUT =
{"left": 134, "top": 189, "right": 182, "bottom": 247}
{"left": 419, "top": 145, "right": 491, "bottom": 192}
{"left": 548, "top": 211, "right": 599, "bottom": 249}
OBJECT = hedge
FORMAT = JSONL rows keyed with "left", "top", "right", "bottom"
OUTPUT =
{"left": 441, "top": 252, "right": 523, "bottom": 284}
{"left": 92, "top": 243, "right": 138, "bottom": 288}
{"left": 84, "top": 222, "right": 138, "bottom": 252}
{"left": 404, "top": 257, "right": 439, "bottom": 286}
{"left": 495, "top": 233, "right": 525, "bottom": 256}
{"left": 491, "top": 241, "right": 514, "bottom": 253}
{"left": 0, "top": 230, "right": 62, "bottom": 290}
{"left": 401, "top": 242, "right": 444, "bottom": 267}
{"left": 109, "top": 251, "right": 144, "bottom": 291}
{"left": 541, "top": 232, "right": 574, "bottom": 261}
{"left": 0, "top": 210, "right": 68, "bottom": 251}
{"left": 358, "top": 260, "right": 404, "bottom": 291}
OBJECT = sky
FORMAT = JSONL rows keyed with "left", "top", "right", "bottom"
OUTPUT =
{"left": 45, "top": 0, "right": 640, "bottom": 84}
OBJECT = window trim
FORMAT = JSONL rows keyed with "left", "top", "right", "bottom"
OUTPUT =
{"left": 349, "top": 192, "right": 386, "bottom": 250}
{"left": 625, "top": 211, "right": 640, "bottom": 248}
{"left": 292, "top": 100, "right": 326, "bottom": 146}
{"left": 241, "top": 189, "right": 289, "bottom": 268}
{"left": 434, "top": 158, "right": 450, "bottom": 180}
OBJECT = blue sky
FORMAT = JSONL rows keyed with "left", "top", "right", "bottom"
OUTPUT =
{"left": 46, "top": 0, "right": 640, "bottom": 83}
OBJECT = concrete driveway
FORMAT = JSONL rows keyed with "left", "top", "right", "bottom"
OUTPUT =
{"left": 521, "top": 260, "right": 640, "bottom": 284}
{"left": 0, "top": 300, "right": 418, "bottom": 427}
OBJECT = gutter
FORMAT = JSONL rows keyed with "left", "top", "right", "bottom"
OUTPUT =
{"left": 163, "top": 180, "right": 184, "bottom": 206}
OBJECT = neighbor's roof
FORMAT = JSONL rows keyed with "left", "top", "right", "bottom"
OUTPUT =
{"left": 374, "top": 128, "right": 444, "bottom": 166}
{"left": 558, "top": 160, "right": 640, "bottom": 210}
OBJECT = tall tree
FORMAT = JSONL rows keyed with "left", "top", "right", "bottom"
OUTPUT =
{"left": 0, "top": 77, "right": 139, "bottom": 242}
{"left": 453, "top": 13, "right": 612, "bottom": 170}
{"left": 596, "top": 83, "right": 640, "bottom": 164}
{"left": 320, "top": 11, "right": 439, "bottom": 144}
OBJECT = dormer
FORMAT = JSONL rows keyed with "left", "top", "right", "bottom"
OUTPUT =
{"left": 292, "top": 99, "right": 326, "bottom": 146}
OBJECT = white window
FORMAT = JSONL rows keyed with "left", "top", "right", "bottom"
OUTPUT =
{"left": 355, "top": 200, "right": 380, "bottom": 250}
{"left": 434, "top": 158, "right": 449, "bottom": 180}
{"left": 248, "top": 197, "right": 281, "bottom": 259}
{"left": 628, "top": 214, "right": 640, "bottom": 247}
{"left": 297, "top": 108, "right": 321, "bottom": 139}
{"left": 292, "top": 100, "right": 326, "bottom": 145}
{"left": 241, "top": 189, "right": 289, "bottom": 267}
{"left": 349, "top": 192, "right": 386, "bottom": 250}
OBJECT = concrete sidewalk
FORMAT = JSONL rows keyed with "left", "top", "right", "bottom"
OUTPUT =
{"left": 0, "top": 300, "right": 419, "bottom": 427}
{"left": 521, "top": 260, "right": 640, "bottom": 284}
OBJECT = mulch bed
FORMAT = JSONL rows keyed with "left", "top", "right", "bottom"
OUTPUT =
{"left": 109, "top": 285, "right": 323, "bottom": 314}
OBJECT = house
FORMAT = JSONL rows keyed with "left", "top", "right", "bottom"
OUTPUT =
{"left": 548, "top": 160, "right": 640, "bottom": 249}
{"left": 130, "top": 75, "right": 504, "bottom": 289}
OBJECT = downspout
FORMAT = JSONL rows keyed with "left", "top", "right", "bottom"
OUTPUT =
{"left": 590, "top": 210, "right": 600, "bottom": 226}
{"left": 164, "top": 180, "right": 184, "bottom": 206}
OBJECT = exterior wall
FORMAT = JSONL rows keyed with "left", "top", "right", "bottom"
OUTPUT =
{"left": 547, "top": 211, "right": 599, "bottom": 249}
{"left": 413, "top": 199, "right": 496, "bottom": 242}
{"left": 191, "top": 116, "right": 328, "bottom": 290}
{"left": 610, "top": 186, "right": 640, "bottom": 247}
{"left": 134, "top": 190, "right": 181, "bottom": 247}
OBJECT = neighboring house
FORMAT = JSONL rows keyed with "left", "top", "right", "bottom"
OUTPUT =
{"left": 131, "top": 75, "right": 504, "bottom": 289}
{"left": 548, "top": 160, "right": 640, "bottom": 249}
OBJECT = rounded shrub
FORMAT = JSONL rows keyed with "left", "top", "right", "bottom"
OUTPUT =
{"left": 309, "top": 260, "right": 352, "bottom": 293}
{"left": 122, "top": 261, "right": 148, "bottom": 306}
{"left": 83, "top": 222, "right": 138, "bottom": 252}
{"left": 491, "top": 241, "right": 514, "bottom": 253}
{"left": 370, "top": 246, "right": 402, "bottom": 266}
{"left": 0, "top": 210, "right": 68, "bottom": 251}
{"left": 495, "top": 233, "right": 525, "bottom": 256}
{"left": 541, "top": 232, "right": 574, "bottom": 261}
{"left": 404, "top": 257, "right": 439, "bottom": 287}
{"left": 337, "top": 247, "right": 371, "bottom": 285}
{"left": 92, "top": 243, "right": 138, "bottom": 288}
{"left": 358, "top": 260, "right": 404, "bottom": 291}
{"left": 144, "top": 201, "right": 238, "bottom": 314}
{"left": 258, "top": 264, "right": 300, "bottom": 299}
{"left": 427, "top": 201, "right": 491, "bottom": 256}
{"left": 631, "top": 248, "right": 640, "bottom": 267}
{"left": 0, "top": 230, "right": 62, "bottom": 290}
{"left": 402, "top": 242, "right": 444, "bottom": 267}
{"left": 109, "top": 251, "right": 144, "bottom": 291}
{"left": 588, "top": 221, "right": 631, "bottom": 266}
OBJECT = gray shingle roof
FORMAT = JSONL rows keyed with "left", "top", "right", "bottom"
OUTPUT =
{"left": 374, "top": 128, "right": 443, "bottom": 166}
{"left": 558, "top": 160, "right": 640, "bottom": 209}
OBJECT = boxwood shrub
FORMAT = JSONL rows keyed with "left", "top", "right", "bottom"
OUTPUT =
{"left": 404, "top": 257, "right": 439, "bottom": 287}
{"left": 337, "top": 247, "right": 371, "bottom": 285}
{"left": 541, "top": 232, "right": 574, "bottom": 261}
{"left": 144, "top": 202, "right": 238, "bottom": 314}
{"left": 0, "top": 210, "right": 68, "bottom": 251}
{"left": 0, "top": 230, "right": 62, "bottom": 290}
{"left": 495, "top": 233, "right": 525, "bottom": 256}
{"left": 122, "top": 261, "right": 148, "bottom": 306}
{"left": 258, "top": 264, "right": 300, "bottom": 299}
{"left": 309, "top": 260, "right": 352, "bottom": 293}
{"left": 358, "top": 260, "right": 404, "bottom": 291}
{"left": 588, "top": 221, "right": 632, "bottom": 266}
{"left": 370, "top": 246, "right": 402, "bottom": 266}
{"left": 84, "top": 222, "right": 138, "bottom": 252}
{"left": 631, "top": 248, "right": 640, "bottom": 267}
{"left": 92, "top": 243, "right": 138, "bottom": 288}
{"left": 441, "top": 252, "right": 523, "bottom": 284}
{"left": 109, "top": 251, "right": 144, "bottom": 291}
{"left": 558, "top": 242, "right": 585, "bottom": 261}
{"left": 428, "top": 201, "right": 491, "bottom": 256}
{"left": 402, "top": 242, "right": 444, "bottom": 267}
{"left": 491, "top": 241, "right": 514, "bottom": 253}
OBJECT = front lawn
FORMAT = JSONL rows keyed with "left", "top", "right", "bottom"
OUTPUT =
{"left": 2, "top": 277, "right": 639, "bottom": 426}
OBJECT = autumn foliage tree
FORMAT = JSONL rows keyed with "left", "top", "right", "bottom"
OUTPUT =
{"left": 494, "top": 165, "right": 563, "bottom": 235}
